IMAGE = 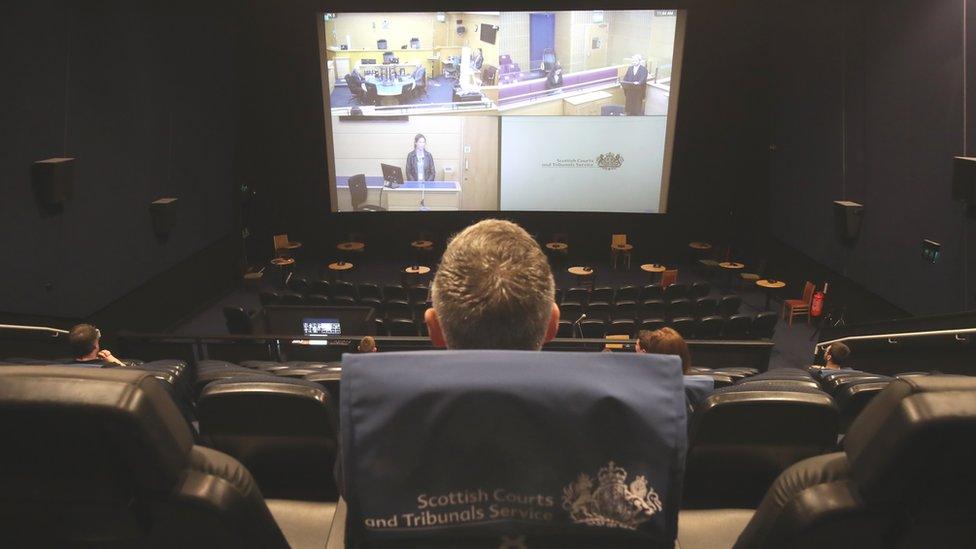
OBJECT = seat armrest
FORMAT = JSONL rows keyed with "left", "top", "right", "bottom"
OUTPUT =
{"left": 326, "top": 498, "right": 348, "bottom": 549}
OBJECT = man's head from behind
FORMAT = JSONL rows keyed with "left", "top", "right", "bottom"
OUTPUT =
{"left": 68, "top": 324, "right": 100, "bottom": 359}
{"left": 636, "top": 327, "right": 691, "bottom": 374}
{"left": 825, "top": 342, "right": 851, "bottom": 368}
{"left": 426, "top": 219, "right": 559, "bottom": 350}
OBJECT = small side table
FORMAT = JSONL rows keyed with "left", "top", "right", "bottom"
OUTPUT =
{"left": 271, "top": 257, "right": 295, "bottom": 287}
{"left": 756, "top": 279, "right": 786, "bottom": 310}
{"left": 328, "top": 260, "right": 354, "bottom": 280}
{"left": 568, "top": 266, "right": 595, "bottom": 288}
{"left": 640, "top": 263, "right": 666, "bottom": 282}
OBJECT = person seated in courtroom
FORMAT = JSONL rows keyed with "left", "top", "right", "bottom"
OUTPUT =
{"left": 635, "top": 327, "right": 690, "bottom": 374}
{"left": 546, "top": 62, "right": 564, "bottom": 90}
{"left": 68, "top": 324, "right": 127, "bottom": 368}
{"left": 424, "top": 219, "right": 560, "bottom": 350}
{"left": 470, "top": 47, "right": 484, "bottom": 71}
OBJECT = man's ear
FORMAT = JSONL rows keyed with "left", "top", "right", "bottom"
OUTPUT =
{"left": 425, "top": 308, "right": 447, "bottom": 348}
{"left": 543, "top": 302, "right": 560, "bottom": 344}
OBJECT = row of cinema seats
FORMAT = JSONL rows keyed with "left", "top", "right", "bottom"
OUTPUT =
{"left": 2, "top": 357, "right": 974, "bottom": 547}
{"left": 556, "top": 311, "right": 777, "bottom": 339}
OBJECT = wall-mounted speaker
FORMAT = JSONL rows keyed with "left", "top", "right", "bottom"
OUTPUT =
{"left": 150, "top": 197, "right": 178, "bottom": 237}
{"left": 456, "top": 25, "right": 466, "bottom": 36}
{"left": 952, "top": 156, "right": 976, "bottom": 203}
{"left": 32, "top": 157, "right": 74, "bottom": 208}
{"left": 833, "top": 200, "right": 864, "bottom": 242}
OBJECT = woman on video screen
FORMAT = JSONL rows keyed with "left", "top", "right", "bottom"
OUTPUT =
{"left": 405, "top": 133, "right": 435, "bottom": 181}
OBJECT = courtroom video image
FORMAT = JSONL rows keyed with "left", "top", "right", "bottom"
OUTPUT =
{"left": 329, "top": 115, "right": 499, "bottom": 212}
{"left": 321, "top": 12, "right": 502, "bottom": 117}
{"left": 496, "top": 10, "right": 678, "bottom": 116}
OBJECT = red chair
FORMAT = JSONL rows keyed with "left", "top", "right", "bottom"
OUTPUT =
{"left": 783, "top": 281, "right": 815, "bottom": 326}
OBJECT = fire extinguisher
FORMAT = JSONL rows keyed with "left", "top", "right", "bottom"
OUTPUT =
{"left": 811, "top": 288, "right": 825, "bottom": 317}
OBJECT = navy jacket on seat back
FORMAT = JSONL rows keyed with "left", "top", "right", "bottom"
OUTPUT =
{"left": 340, "top": 350, "right": 688, "bottom": 547}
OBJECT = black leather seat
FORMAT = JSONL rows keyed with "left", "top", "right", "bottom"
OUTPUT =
{"left": 833, "top": 378, "right": 892, "bottom": 431}
{"left": 556, "top": 319, "right": 574, "bottom": 338}
{"left": 733, "top": 375, "right": 976, "bottom": 548}
{"left": 198, "top": 376, "right": 339, "bottom": 501}
{"left": 695, "top": 297, "right": 719, "bottom": 318}
{"left": 722, "top": 314, "right": 752, "bottom": 339}
{"left": 683, "top": 381, "right": 839, "bottom": 509}
{"left": 223, "top": 305, "right": 256, "bottom": 334}
{"left": 668, "top": 298, "right": 693, "bottom": 320}
{"left": 640, "top": 318, "right": 667, "bottom": 332}
{"left": 641, "top": 298, "right": 666, "bottom": 319}
{"left": 349, "top": 173, "right": 385, "bottom": 211}
{"left": 195, "top": 360, "right": 274, "bottom": 396}
{"left": 670, "top": 317, "right": 697, "bottom": 338}
{"left": 0, "top": 366, "right": 314, "bottom": 547}
{"left": 580, "top": 318, "right": 607, "bottom": 338}
{"left": 697, "top": 315, "right": 725, "bottom": 338}
{"left": 718, "top": 295, "right": 742, "bottom": 317}
{"left": 751, "top": 312, "right": 778, "bottom": 338}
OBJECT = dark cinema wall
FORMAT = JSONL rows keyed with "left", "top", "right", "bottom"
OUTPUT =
{"left": 767, "top": 0, "right": 976, "bottom": 315}
{"left": 0, "top": 0, "right": 240, "bottom": 319}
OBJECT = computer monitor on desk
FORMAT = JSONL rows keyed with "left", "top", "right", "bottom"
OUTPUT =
{"left": 381, "top": 163, "right": 404, "bottom": 187}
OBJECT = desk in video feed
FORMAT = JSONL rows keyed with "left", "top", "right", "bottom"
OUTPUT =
{"left": 335, "top": 176, "right": 461, "bottom": 211}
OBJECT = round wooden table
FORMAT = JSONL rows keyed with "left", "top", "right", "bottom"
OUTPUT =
{"left": 546, "top": 242, "right": 569, "bottom": 251}
{"left": 756, "top": 278, "right": 786, "bottom": 310}
{"left": 328, "top": 261, "right": 354, "bottom": 280}
{"left": 689, "top": 242, "right": 712, "bottom": 251}
{"left": 271, "top": 257, "right": 295, "bottom": 287}
{"left": 719, "top": 262, "right": 745, "bottom": 292}
{"left": 404, "top": 266, "right": 431, "bottom": 275}
{"left": 640, "top": 263, "right": 666, "bottom": 282}
{"left": 411, "top": 240, "right": 433, "bottom": 249}
{"left": 568, "top": 266, "right": 594, "bottom": 287}
{"left": 336, "top": 242, "right": 365, "bottom": 252}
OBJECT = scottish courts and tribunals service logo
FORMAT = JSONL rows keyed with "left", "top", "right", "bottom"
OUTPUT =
{"left": 596, "top": 153, "right": 624, "bottom": 170}
{"left": 540, "top": 153, "right": 624, "bottom": 170}
{"left": 562, "top": 461, "right": 662, "bottom": 530}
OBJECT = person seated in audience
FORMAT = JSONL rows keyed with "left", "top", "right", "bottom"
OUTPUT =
{"left": 68, "top": 324, "right": 126, "bottom": 368}
{"left": 636, "top": 327, "right": 711, "bottom": 411}
{"left": 823, "top": 341, "right": 851, "bottom": 370}
{"left": 424, "top": 219, "right": 559, "bottom": 350}
{"left": 635, "top": 327, "right": 691, "bottom": 374}
{"left": 358, "top": 335, "right": 377, "bottom": 353}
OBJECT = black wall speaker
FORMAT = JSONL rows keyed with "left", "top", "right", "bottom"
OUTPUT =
{"left": 952, "top": 156, "right": 976, "bottom": 203}
{"left": 833, "top": 200, "right": 864, "bottom": 242}
{"left": 150, "top": 197, "right": 178, "bottom": 237}
{"left": 32, "top": 157, "right": 74, "bottom": 207}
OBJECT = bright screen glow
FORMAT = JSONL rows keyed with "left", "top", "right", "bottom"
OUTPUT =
{"left": 319, "top": 10, "right": 683, "bottom": 213}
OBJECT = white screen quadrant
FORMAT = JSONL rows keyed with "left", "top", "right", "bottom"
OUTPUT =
{"left": 499, "top": 116, "right": 667, "bottom": 213}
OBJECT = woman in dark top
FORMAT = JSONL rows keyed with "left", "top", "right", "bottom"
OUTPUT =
{"left": 405, "top": 133, "right": 435, "bottom": 181}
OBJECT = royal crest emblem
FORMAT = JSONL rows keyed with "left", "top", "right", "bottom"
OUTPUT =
{"left": 562, "top": 461, "right": 662, "bottom": 530}
{"left": 596, "top": 153, "right": 624, "bottom": 170}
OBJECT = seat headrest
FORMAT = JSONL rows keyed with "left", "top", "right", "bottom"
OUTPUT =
{"left": 341, "top": 351, "right": 687, "bottom": 544}
{"left": 844, "top": 376, "right": 976, "bottom": 505}
{"left": 0, "top": 367, "right": 194, "bottom": 497}
{"left": 199, "top": 377, "right": 335, "bottom": 435}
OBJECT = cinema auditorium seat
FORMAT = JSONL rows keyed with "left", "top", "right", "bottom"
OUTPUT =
{"left": 683, "top": 381, "right": 839, "bottom": 509}
{"left": 0, "top": 366, "right": 333, "bottom": 548}
{"left": 331, "top": 350, "right": 689, "bottom": 548}
{"left": 198, "top": 376, "right": 339, "bottom": 501}
{"left": 726, "top": 375, "right": 976, "bottom": 548}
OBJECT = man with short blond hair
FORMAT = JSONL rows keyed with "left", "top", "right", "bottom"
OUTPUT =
{"left": 425, "top": 219, "right": 559, "bottom": 350}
